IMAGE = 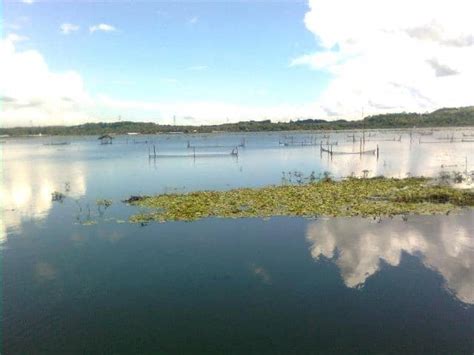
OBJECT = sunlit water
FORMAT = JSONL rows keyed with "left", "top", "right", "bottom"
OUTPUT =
{"left": 1, "top": 128, "right": 473, "bottom": 353}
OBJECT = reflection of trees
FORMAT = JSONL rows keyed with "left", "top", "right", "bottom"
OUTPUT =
{"left": 306, "top": 213, "right": 474, "bottom": 304}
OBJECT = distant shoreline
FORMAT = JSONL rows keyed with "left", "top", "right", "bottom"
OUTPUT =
{"left": 2, "top": 125, "right": 474, "bottom": 139}
{"left": 1, "top": 106, "right": 474, "bottom": 137}
{"left": 2, "top": 126, "right": 474, "bottom": 141}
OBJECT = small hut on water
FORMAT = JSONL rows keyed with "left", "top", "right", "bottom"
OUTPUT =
{"left": 98, "top": 134, "right": 114, "bottom": 145}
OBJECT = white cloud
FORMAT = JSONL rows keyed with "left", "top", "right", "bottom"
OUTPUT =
{"left": 5, "top": 33, "right": 29, "bottom": 43}
{"left": 292, "top": 0, "right": 474, "bottom": 119}
{"left": 60, "top": 23, "right": 80, "bottom": 35}
{"left": 21, "top": 0, "right": 34, "bottom": 4}
{"left": 0, "top": 35, "right": 92, "bottom": 127}
{"left": 96, "top": 95, "right": 320, "bottom": 125}
{"left": 89, "top": 23, "right": 116, "bottom": 34}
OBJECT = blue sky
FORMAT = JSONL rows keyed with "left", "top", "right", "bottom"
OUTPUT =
{"left": 2, "top": 0, "right": 331, "bottom": 124}
{"left": 1, "top": 0, "right": 473, "bottom": 126}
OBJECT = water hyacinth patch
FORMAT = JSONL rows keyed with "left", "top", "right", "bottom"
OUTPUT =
{"left": 125, "top": 177, "right": 474, "bottom": 223}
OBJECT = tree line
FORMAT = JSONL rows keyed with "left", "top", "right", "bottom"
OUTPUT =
{"left": 1, "top": 106, "right": 474, "bottom": 136}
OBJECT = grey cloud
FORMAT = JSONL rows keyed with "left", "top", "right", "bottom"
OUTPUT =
{"left": 406, "top": 23, "right": 474, "bottom": 47}
{"left": 406, "top": 23, "right": 443, "bottom": 42}
{"left": 322, "top": 106, "right": 341, "bottom": 117}
{"left": 1, "top": 96, "right": 43, "bottom": 109}
{"left": 389, "top": 82, "right": 433, "bottom": 107}
{"left": 427, "top": 58, "right": 459, "bottom": 77}
{"left": 0, "top": 96, "right": 17, "bottom": 103}
{"left": 15, "top": 100, "right": 43, "bottom": 109}
{"left": 1, "top": 96, "right": 78, "bottom": 110}
{"left": 443, "top": 35, "right": 474, "bottom": 47}
{"left": 368, "top": 100, "right": 399, "bottom": 110}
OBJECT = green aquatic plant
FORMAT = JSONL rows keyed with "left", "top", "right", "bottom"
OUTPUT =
{"left": 125, "top": 177, "right": 474, "bottom": 223}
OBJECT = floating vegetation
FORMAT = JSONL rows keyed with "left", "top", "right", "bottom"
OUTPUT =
{"left": 125, "top": 177, "right": 474, "bottom": 223}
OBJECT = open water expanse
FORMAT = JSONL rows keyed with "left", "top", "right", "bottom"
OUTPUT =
{"left": 1, "top": 128, "right": 473, "bottom": 353}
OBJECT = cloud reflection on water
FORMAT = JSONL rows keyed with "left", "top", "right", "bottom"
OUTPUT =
{"left": 319, "top": 139, "right": 472, "bottom": 179}
{"left": 0, "top": 156, "right": 87, "bottom": 242}
{"left": 306, "top": 213, "right": 474, "bottom": 304}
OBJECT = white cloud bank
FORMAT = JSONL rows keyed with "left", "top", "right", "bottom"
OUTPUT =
{"left": 0, "top": 35, "right": 92, "bottom": 126}
{"left": 292, "top": 0, "right": 474, "bottom": 118}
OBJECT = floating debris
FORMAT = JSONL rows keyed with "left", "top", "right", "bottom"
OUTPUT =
{"left": 51, "top": 191, "right": 66, "bottom": 202}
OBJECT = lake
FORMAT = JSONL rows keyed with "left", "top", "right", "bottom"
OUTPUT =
{"left": 1, "top": 128, "right": 473, "bottom": 353}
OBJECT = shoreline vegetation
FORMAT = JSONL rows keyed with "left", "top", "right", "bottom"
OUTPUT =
{"left": 2, "top": 106, "right": 474, "bottom": 136}
{"left": 125, "top": 176, "right": 474, "bottom": 223}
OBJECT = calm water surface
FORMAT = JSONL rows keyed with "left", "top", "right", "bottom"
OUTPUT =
{"left": 1, "top": 129, "right": 473, "bottom": 353}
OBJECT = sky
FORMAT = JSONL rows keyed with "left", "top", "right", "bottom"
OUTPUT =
{"left": 1, "top": 0, "right": 474, "bottom": 126}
